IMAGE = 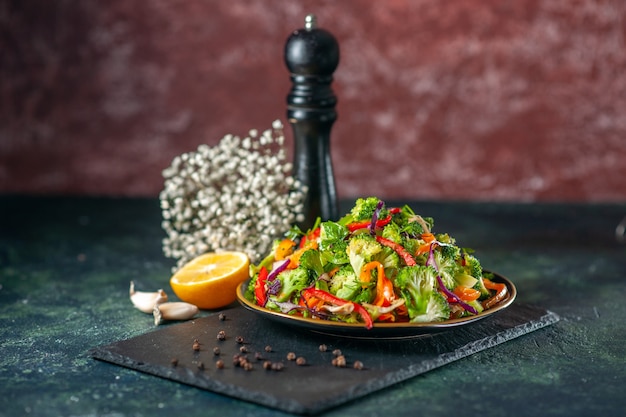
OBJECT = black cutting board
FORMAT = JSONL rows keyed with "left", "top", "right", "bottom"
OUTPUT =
{"left": 90, "top": 303, "right": 558, "bottom": 415}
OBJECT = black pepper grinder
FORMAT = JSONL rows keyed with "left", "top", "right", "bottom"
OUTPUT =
{"left": 285, "top": 14, "right": 339, "bottom": 230}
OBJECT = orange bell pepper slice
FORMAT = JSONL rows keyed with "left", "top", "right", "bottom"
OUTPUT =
{"left": 360, "top": 261, "right": 395, "bottom": 307}
{"left": 453, "top": 285, "right": 481, "bottom": 302}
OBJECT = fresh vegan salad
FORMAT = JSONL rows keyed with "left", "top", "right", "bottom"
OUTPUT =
{"left": 245, "top": 197, "right": 508, "bottom": 329}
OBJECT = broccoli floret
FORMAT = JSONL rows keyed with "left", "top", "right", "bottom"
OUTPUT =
{"left": 329, "top": 265, "right": 361, "bottom": 300}
{"left": 381, "top": 221, "right": 403, "bottom": 243}
{"left": 346, "top": 233, "right": 383, "bottom": 277}
{"left": 432, "top": 249, "right": 461, "bottom": 290}
{"left": 460, "top": 253, "right": 490, "bottom": 298}
{"left": 463, "top": 253, "right": 482, "bottom": 278}
{"left": 400, "top": 220, "right": 426, "bottom": 237}
{"left": 320, "top": 239, "right": 349, "bottom": 266}
{"left": 439, "top": 243, "right": 461, "bottom": 260}
{"left": 350, "top": 197, "right": 381, "bottom": 221}
{"left": 435, "top": 233, "right": 456, "bottom": 245}
{"left": 275, "top": 266, "right": 312, "bottom": 302}
{"left": 373, "top": 246, "right": 401, "bottom": 279}
{"left": 395, "top": 265, "right": 438, "bottom": 318}
{"left": 244, "top": 272, "right": 258, "bottom": 301}
{"left": 410, "top": 291, "right": 451, "bottom": 323}
{"left": 401, "top": 238, "right": 422, "bottom": 263}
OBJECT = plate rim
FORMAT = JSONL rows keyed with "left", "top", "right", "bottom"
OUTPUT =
{"left": 236, "top": 271, "right": 517, "bottom": 336}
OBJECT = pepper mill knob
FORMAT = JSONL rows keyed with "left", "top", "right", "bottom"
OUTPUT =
{"left": 285, "top": 14, "right": 340, "bottom": 229}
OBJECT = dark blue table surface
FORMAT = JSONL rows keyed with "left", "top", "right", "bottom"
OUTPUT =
{"left": 1, "top": 196, "right": 624, "bottom": 416}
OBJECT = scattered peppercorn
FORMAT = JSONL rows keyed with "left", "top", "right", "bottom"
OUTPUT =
{"left": 332, "top": 355, "right": 346, "bottom": 367}
{"left": 271, "top": 362, "right": 284, "bottom": 371}
{"left": 255, "top": 352, "right": 263, "bottom": 361}
{"left": 332, "top": 349, "right": 342, "bottom": 357}
{"left": 353, "top": 360, "right": 364, "bottom": 370}
{"left": 263, "top": 360, "right": 273, "bottom": 370}
{"left": 215, "top": 359, "right": 225, "bottom": 369}
{"left": 239, "top": 345, "right": 248, "bottom": 353}
{"left": 218, "top": 313, "right": 226, "bottom": 321}
{"left": 286, "top": 352, "right": 296, "bottom": 361}
{"left": 192, "top": 340, "right": 201, "bottom": 351}
{"left": 213, "top": 347, "right": 221, "bottom": 356}
{"left": 296, "top": 357, "right": 306, "bottom": 366}
{"left": 264, "top": 345, "right": 272, "bottom": 353}
{"left": 217, "top": 330, "right": 226, "bottom": 341}
{"left": 319, "top": 344, "right": 328, "bottom": 352}
{"left": 243, "top": 362, "right": 253, "bottom": 371}
{"left": 233, "top": 354, "right": 252, "bottom": 370}
{"left": 235, "top": 336, "right": 245, "bottom": 344}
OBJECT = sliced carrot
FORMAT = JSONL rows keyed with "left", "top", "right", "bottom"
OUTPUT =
{"left": 275, "top": 239, "right": 296, "bottom": 261}
{"left": 421, "top": 232, "right": 436, "bottom": 243}
{"left": 415, "top": 242, "right": 435, "bottom": 256}
{"left": 453, "top": 285, "right": 481, "bottom": 302}
{"left": 287, "top": 238, "right": 319, "bottom": 268}
{"left": 360, "top": 261, "right": 394, "bottom": 306}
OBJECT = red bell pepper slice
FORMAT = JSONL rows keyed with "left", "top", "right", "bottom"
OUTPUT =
{"left": 346, "top": 207, "right": 401, "bottom": 232}
{"left": 299, "top": 227, "right": 321, "bottom": 248}
{"left": 301, "top": 287, "right": 373, "bottom": 329}
{"left": 375, "top": 235, "right": 417, "bottom": 266}
{"left": 254, "top": 266, "right": 269, "bottom": 307}
{"left": 347, "top": 215, "right": 390, "bottom": 232}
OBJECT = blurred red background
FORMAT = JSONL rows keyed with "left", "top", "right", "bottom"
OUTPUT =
{"left": 1, "top": 0, "right": 625, "bottom": 202}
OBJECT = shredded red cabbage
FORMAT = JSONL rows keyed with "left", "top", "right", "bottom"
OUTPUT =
{"left": 268, "top": 259, "right": 290, "bottom": 281}
{"left": 427, "top": 243, "right": 478, "bottom": 315}
{"left": 267, "top": 279, "right": 281, "bottom": 295}
{"left": 369, "top": 200, "right": 385, "bottom": 235}
{"left": 436, "top": 275, "right": 477, "bottom": 315}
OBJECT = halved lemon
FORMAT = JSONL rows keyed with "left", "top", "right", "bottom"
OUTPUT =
{"left": 169, "top": 251, "right": 250, "bottom": 310}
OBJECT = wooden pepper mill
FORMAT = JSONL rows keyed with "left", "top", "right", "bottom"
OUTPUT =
{"left": 285, "top": 14, "right": 339, "bottom": 230}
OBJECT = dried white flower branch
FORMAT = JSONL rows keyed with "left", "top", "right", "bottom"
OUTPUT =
{"left": 160, "top": 120, "right": 307, "bottom": 271}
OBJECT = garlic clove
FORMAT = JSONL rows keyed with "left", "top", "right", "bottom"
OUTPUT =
{"left": 129, "top": 281, "right": 168, "bottom": 313}
{"left": 153, "top": 302, "right": 199, "bottom": 325}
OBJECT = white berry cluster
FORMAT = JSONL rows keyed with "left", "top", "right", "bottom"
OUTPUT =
{"left": 160, "top": 120, "right": 307, "bottom": 271}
